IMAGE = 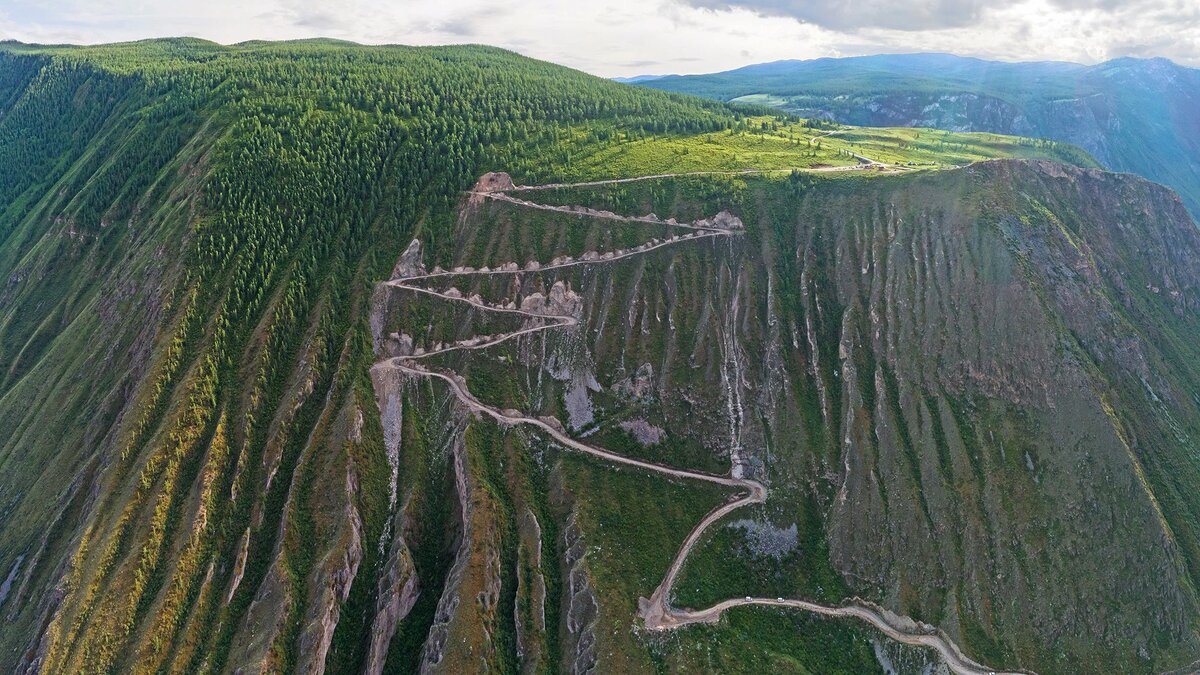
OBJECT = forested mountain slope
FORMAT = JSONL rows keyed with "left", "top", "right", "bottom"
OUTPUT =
{"left": 0, "top": 38, "right": 741, "bottom": 673}
{"left": 0, "top": 39, "right": 1197, "bottom": 675}
{"left": 640, "top": 54, "right": 1200, "bottom": 219}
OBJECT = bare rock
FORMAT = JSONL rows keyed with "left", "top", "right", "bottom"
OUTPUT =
{"left": 693, "top": 210, "right": 744, "bottom": 230}
{"left": 226, "top": 528, "right": 252, "bottom": 604}
{"left": 383, "top": 332, "right": 414, "bottom": 358}
{"left": 391, "top": 239, "right": 426, "bottom": 279}
{"left": 562, "top": 511, "right": 598, "bottom": 674}
{"left": 515, "top": 509, "right": 547, "bottom": 673}
{"left": 295, "top": 465, "right": 364, "bottom": 674}
{"left": 611, "top": 363, "right": 655, "bottom": 401}
{"left": 520, "top": 292, "right": 546, "bottom": 314}
{"left": 618, "top": 419, "right": 665, "bottom": 446}
{"left": 364, "top": 539, "right": 419, "bottom": 675}
{"left": 545, "top": 281, "right": 582, "bottom": 317}
{"left": 474, "top": 171, "right": 514, "bottom": 193}
{"left": 0, "top": 555, "right": 25, "bottom": 609}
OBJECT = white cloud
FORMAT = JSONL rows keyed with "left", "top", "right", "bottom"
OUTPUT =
{"left": 850, "top": 0, "right": 1200, "bottom": 66}
{"left": 0, "top": 0, "right": 1196, "bottom": 76}
{"left": 681, "top": 0, "right": 991, "bottom": 31}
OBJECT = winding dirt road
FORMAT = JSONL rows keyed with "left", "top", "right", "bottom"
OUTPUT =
{"left": 376, "top": 175, "right": 1017, "bottom": 675}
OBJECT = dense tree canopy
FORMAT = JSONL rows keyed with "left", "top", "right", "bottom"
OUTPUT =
{"left": 0, "top": 38, "right": 757, "bottom": 674}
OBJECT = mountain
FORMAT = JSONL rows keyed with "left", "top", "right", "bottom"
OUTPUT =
{"left": 611, "top": 74, "right": 668, "bottom": 84}
{"left": 0, "top": 38, "right": 736, "bottom": 674}
{"left": 639, "top": 53, "right": 1200, "bottom": 219}
{"left": 0, "top": 38, "right": 1199, "bottom": 675}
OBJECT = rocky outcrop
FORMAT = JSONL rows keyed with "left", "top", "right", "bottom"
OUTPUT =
{"left": 514, "top": 508, "right": 547, "bottom": 674}
{"left": 226, "top": 528, "right": 251, "bottom": 604}
{"left": 392, "top": 239, "right": 427, "bottom": 279}
{"left": 618, "top": 419, "right": 665, "bottom": 446}
{"left": 561, "top": 511, "right": 598, "bottom": 674}
{"left": 380, "top": 332, "right": 414, "bottom": 359}
{"left": 296, "top": 465, "right": 364, "bottom": 674}
{"left": 474, "top": 171, "right": 515, "bottom": 193}
{"left": 692, "top": 210, "right": 744, "bottom": 231}
{"left": 520, "top": 280, "right": 583, "bottom": 318}
{"left": 611, "top": 363, "right": 655, "bottom": 401}
{"left": 225, "top": 556, "right": 290, "bottom": 672}
{"left": 0, "top": 555, "right": 24, "bottom": 609}
{"left": 417, "top": 434, "right": 472, "bottom": 671}
{"left": 364, "top": 533, "right": 419, "bottom": 675}
{"left": 522, "top": 280, "right": 599, "bottom": 430}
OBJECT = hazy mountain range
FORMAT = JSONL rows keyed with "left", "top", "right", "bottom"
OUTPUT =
{"left": 638, "top": 53, "right": 1200, "bottom": 218}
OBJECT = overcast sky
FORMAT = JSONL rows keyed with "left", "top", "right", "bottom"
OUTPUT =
{"left": 1, "top": 0, "right": 1197, "bottom": 76}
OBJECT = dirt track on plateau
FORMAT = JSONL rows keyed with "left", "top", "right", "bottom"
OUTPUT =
{"left": 507, "top": 159, "right": 900, "bottom": 192}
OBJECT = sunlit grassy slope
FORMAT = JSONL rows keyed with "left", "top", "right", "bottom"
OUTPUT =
{"left": 555, "top": 116, "right": 1096, "bottom": 180}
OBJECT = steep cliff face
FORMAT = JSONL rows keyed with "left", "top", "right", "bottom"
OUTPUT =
{"left": 365, "top": 161, "right": 1200, "bottom": 673}
{"left": 801, "top": 162, "right": 1200, "bottom": 671}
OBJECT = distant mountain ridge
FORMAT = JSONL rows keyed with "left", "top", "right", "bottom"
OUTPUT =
{"left": 610, "top": 74, "right": 670, "bottom": 83}
{"left": 639, "top": 53, "right": 1200, "bottom": 218}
